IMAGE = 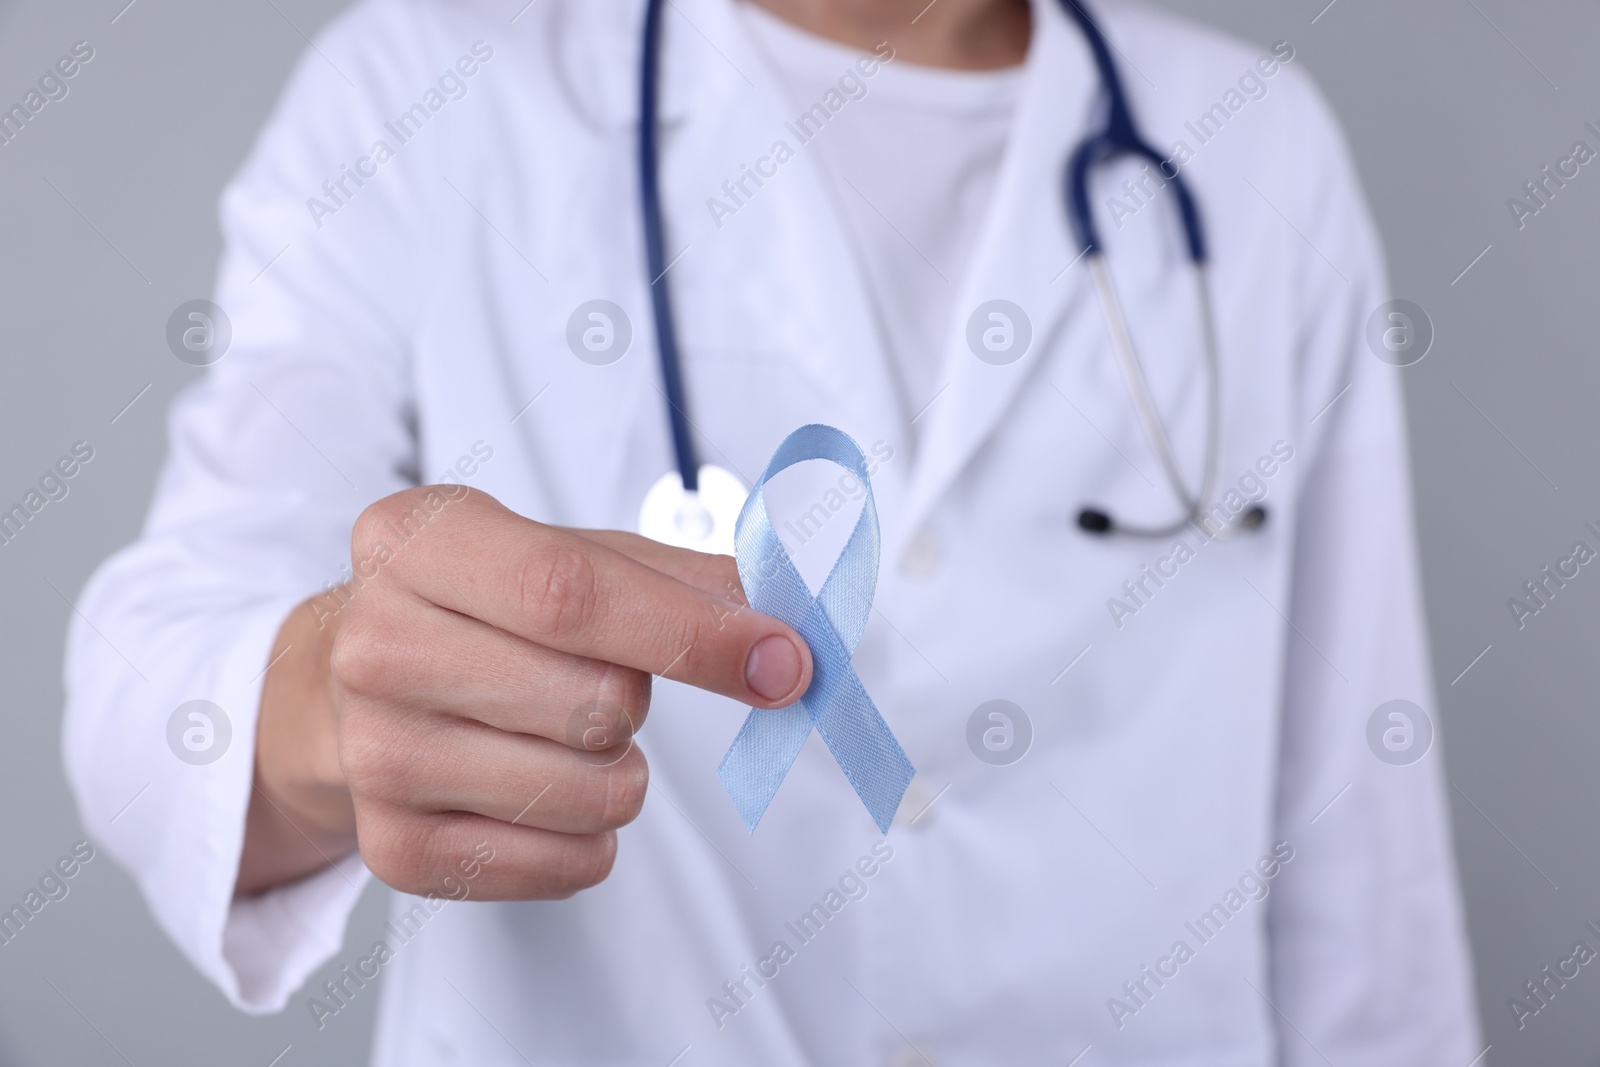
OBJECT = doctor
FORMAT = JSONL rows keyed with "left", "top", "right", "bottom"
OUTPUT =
{"left": 64, "top": 0, "right": 1481, "bottom": 1063}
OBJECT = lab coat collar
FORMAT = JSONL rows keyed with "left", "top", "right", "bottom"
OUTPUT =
{"left": 895, "top": 0, "right": 1100, "bottom": 552}
{"left": 612, "top": 0, "right": 917, "bottom": 519}
{"left": 595, "top": 0, "right": 1101, "bottom": 555}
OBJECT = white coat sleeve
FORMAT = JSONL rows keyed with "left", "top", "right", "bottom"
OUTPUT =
{"left": 61, "top": 0, "right": 442, "bottom": 1013}
{"left": 1263, "top": 73, "right": 1482, "bottom": 1063}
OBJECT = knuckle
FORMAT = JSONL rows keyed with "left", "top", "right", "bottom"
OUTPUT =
{"left": 351, "top": 490, "right": 418, "bottom": 560}
{"left": 592, "top": 663, "right": 652, "bottom": 737}
{"left": 659, "top": 607, "right": 718, "bottom": 683}
{"left": 513, "top": 539, "right": 600, "bottom": 638}
{"left": 351, "top": 487, "right": 468, "bottom": 583}
{"left": 712, "top": 554, "right": 748, "bottom": 606}
{"left": 328, "top": 611, "right": 415, "bottom": 697}
{"left": 355, "top": 807, "right": 441, "bottom": 895}
{"left": 596, "top": 749, "right": 650, "bottom": 830}
{"left": 336, "top": 704, "right": 411, "bottom": 799}
{"left": 349, "top": 499, "right": 387, "bottom": 562}
{"left": 549, "top": 832, "right": 618, "bottom": 896}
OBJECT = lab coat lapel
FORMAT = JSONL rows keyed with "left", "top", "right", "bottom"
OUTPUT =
{"left": 626, "top": 0, "right": 912, "bottom": 516}
{"left": 894, "top": 0, "right": 1098, "bottom": 555}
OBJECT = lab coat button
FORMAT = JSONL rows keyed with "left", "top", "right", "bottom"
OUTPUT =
{"left": 901, "top": 531, "right": 944, "bottom": 576}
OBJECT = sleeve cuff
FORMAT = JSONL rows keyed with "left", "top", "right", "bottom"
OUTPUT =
{"left": 143, "top": 593, "right": 372, "bottom": 1013}
{"left": 223, "top": 851, "right": 373, "bottom": 1012}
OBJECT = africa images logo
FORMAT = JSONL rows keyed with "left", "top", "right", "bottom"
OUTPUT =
{"left": 166, "top": 700, "right": 231, "bottom": 765}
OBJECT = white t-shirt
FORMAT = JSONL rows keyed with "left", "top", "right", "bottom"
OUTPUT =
{"left": 740, "top": 3, "right": 1024, "bottom": 440}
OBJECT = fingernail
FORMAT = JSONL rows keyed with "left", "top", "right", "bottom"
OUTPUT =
{"left": 745, "top": 634, "right": 803, "bottom": 702}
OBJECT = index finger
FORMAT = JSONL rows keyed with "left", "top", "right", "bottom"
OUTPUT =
{"left": 366, "top": 490, "right": 811, "bottom": 708}
{"left": 563, "top": 528, "right": 748, "bottom": 607}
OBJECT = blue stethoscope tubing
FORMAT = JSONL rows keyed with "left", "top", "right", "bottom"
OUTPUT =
{"left": 638, "top": 0, "right": 702, "bottom": 494}
{"left": 637, "top": 0, "right": 1256, "bottom": 539}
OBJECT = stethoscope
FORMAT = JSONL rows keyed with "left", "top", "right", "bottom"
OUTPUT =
{"left": 634, "top": 0, "right": 1264, "bottom": 552}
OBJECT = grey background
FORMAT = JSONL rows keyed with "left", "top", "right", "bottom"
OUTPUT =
{"left": 0, "top": 0, "right": 1595, "bottom": 1063}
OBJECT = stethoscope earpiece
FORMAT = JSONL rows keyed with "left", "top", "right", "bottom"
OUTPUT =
{"left": 1077, "top": 508, "right": 1114, "bottom": 535}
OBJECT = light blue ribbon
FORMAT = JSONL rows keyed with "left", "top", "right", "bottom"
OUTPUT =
{"left": 718, "top": 425, "right": 916, "bottom": 834}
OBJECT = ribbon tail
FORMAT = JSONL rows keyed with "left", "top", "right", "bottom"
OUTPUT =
{"left": 797, "top": 598, "right": 915, "bottom": 833}
{"left": 717, "top": 706, "right": 815, "bottom": 832}
{"left": 813, "top": 687, "right": 916, "bottom": 835}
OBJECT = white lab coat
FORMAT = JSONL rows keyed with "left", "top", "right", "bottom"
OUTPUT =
{"left": 63, "top": 0, "right": 1482, "bottom": 1063}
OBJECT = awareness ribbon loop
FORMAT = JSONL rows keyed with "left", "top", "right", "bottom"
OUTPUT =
{"left": 718, "top": 425, "right": 916, "bottom": 833}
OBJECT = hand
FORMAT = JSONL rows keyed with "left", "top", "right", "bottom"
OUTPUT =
{"left": 239, "top": 486, "right": 811, "bottom": 900}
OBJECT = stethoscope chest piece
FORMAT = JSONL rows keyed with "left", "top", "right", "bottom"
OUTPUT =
{"left": 637, "top": 464, "right": 748, "bottom": 555}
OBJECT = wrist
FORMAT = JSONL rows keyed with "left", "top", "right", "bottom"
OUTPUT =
{"left": 238, "top": 594, "right": 357, "bottom": 895}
